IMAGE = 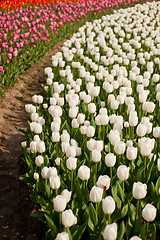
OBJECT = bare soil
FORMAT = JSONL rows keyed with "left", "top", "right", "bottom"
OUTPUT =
{"left": 0, "top": 40, "right": 65, "bottom": 240}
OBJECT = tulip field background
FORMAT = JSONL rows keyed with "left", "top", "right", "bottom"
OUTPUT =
{"left": 1, "top": 0, "right": 160, "bottom": 240}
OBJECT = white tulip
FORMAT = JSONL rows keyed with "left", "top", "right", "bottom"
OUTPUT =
{"left": 97, "top": 175, "right": 110, "bottom": 190}
{"left": 56, "top": 232, "right": 69, "bottom": 240}
{"left": 86, "top": 126, "right": 95, "bottom": 138}
{"left": 66, "top": 157, "right": 77, "bottom": 170}
{"left": 78, "top": 165, "right": 90, "bottom": 181}
{"left": 103, "top": 223, "right": 118, "bottom": 240}
{"left": 41, "top": 166, "right": 49, "bottom": 179}
{"left": 91, "top": 150, "right": 101, "bottom": 162}
{"left": 49, "top": 175, "right": 61, "bottom": 189}
{"left": 114, "top": 141, "right": 126, "bottom": 155}
{"left": 102, "top": 196, "right": 116, "bottom": 214}
{"left": 132, "top": 182, "right": 147, "bottom": 199}
{"left": 126, "top": 146, "right": 137, "bottom": 161}
{"left": 52, "top": 132, "right": 60, "bottom": 142}
{"left": 157, "top": 158, "right": 160, "bottom": 171}
{"left": 53, "top": 195, "right": 67, "bottom": 212}
{"left": 142, "top": 204, "right": 157, "bottom": 222}
{"left": 89, "top": 186, "right": 103, "bottom": 203}
{"left": 62, "top": 209, "right": 77, "bottom": 227}
{"left": 61, "top": 189, "right": 72, "bottom": 203}
{"left": 117, "top": 165, "right": 129, "bottom": 181}
{"left": 129, "top": 237, "right": 142, "bottom": 240}
{"left": 105, "top": 153, "right": 116, "bottom": 167}
{"left": 33, "top": 173, "right": 39, "bottom": 180}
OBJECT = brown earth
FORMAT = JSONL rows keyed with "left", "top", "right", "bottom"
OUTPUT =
{"left": 0, "top": 40, "right": 65, "bottom": 240}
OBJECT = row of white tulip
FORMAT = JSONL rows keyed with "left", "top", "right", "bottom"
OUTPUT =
{"left": 21, "top": 1, "right": 160, "bottom": 239}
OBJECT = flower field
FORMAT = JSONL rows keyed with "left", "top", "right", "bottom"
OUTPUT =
{"left": 0, "top": 0, "right": 149, "bottom": 97}
{"left": 1, "top": 0, "right": 160, "bottom": 239}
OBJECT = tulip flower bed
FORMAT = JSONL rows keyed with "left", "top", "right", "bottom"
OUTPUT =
{"left": 0, "top": 0, "right": 153, "bottom": 97}
{"left": 19, "top": 0, "right": 160, "bottom": 239}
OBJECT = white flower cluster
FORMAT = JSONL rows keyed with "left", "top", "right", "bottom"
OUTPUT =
{"left": 22, "top": 1, "right": 160, "bottom": 239}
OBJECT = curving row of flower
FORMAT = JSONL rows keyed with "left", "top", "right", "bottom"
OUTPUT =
{"left": 20, "top": 1, "right": 160, "bottom": 239}
{"left": 0, "top": 0, "right": 151, "bottom": 97}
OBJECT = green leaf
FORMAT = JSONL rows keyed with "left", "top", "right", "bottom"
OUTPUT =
{"left": 44, "top": 214, "right": 57, "bottom": 237}
{"left": 126, "top": 220, "right": 132, "bottom": 239}
{"left": 111, "top": 183, "right": 122, "bottom": 209}
{"left": 88, "top": 215, "right": 95, "bottom": 231}
{"left": 72, "top": 221, "right": 87, "bottom": 240}
{"left": 112, "top": 204, "right": 128, "bottom": 222}
{"left": 15, "top": 126, "right": 27, "bottom": 134}
{"left": 145, "top": 157, "right": 154, "bottom": 183}
{"left": 45, "top": 229, "right": 53, "bottom": 240}
{"left": 155, "top": 176, "right": 160, "bottom": 194}
{"left": 19, "top": 173, "right": 34, "bottom": 184}
{"left": 117, "top": 182, "right": 125, "bottom": 202}
{"left": 89, "top": 203, "right": 98, "bottom": 226}
{"left": 64, "top": 227, "right": 72, "bottom": 240}
{"left": 44, "top": 180, "right": 51, "bottom": 198}
{"left": 150, "top": 223, "right": 156, "bottom": 240}
{"left": 76, "top": 182, "right": 83, "bottom": 203}
{"left": 117, "top": 221, "right": 125, "bottom": 240}
{"left": 30, "top": 211, "right": 45, "bottom": 222}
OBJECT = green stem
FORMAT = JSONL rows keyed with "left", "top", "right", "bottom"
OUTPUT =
{"left": 71, "top": 170, "right": 73, "bottom": 192}
{"left": 136, "top": 199, "right": 140, "bottom": 220}
{"left": 108, "top": 214, "right": 111, "bottom": 224}
{"left": 103, "top": 125, "right": 105, "bottom": 144}
{"left": 131, "top": 160, "right": 134, "bottom": 175}
{"left": 95, "top": 163, "right": 98, "bottom": 184}
{"left": 146, "top": 221, "right": 149, "bottom": 240}
{"left": 83, "top": 181, "right": 85, "bottom": 202}
{"left": 144, "top": 156, "right": 147, "bottom": 178}
{"left": 59, "top": 212, "right": 62, "bottom": 231}
{"left": 55, "top": 189, "right": 58, "bottom": 196}
{"left": 122, "top": 181, "right": 125, "bottom": 193}
{"left": 110, "top": 167, "right": 112, "bottom": 187}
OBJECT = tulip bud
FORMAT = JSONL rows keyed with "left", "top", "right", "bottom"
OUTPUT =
{"left": 21, "top": 141, "right": 27, "bottom": 148}
{"left": 88, "top": 103, "right": 96, "bottom": 114}
{"left": 157, "top": 158, "right": 160, "bottom": 171}
{"left": 77, "top": 113, "right": 85, "bottom": 125}
{"left": 35, "top": 155, "right": 44, "bottom": 167}
{"left": 130, "top": 237, "right": 142, "bottom": 240}
{"left": 103, "top": 223, "right": 118, "bottom": 240}
{"left": 56, "top": 232, "right": 69, "bottom": 240}
{"left": 61, "top": 189, "right": 72, "bottom": 203}
{"left": 102, "top": 196, "right": 116, "bottom": 214}
{"left": 53, "top": 195, "right": 67, "bottom": 212}
{"left": 91, "top": 150, "right": 101, "bottom": 162}
{"left": 36, "top": 140, "right": 45, "bottom": 153}
{"left": 105, "top": 153, "right": 116, "bottom": 167}
{"left": 117, "top": 165, "right": 129, "bottom": 181}
{"left": 49, "top": 175, "right": 61, "bottom": 189}
{"left": 52, "top": 132, "right": 60, "bottom": 142}
{"left": 114, "top": 141, "right": 126, "bottom": 155}
{"left": 132, "top": 182, "right": 147, "bottom": 199}
{"left": 41, "top": 166, "right": 49, "bottom": 179}
{"left": 89, "top": 186, "right": 103, "bottom": 203}
{"left": 33, "top": 173, "right": 39, "bottom": 180}
{"left": 62, "top": 209, "right": 77, "bottom": 227}
{"left": 153, "top": 127, "right": 160, "bottom": 138}
{"left": 78, "top": 165, "right": 90, "bottom": 180}
{"left": 55, "top": 157, "right": 61, "bottom": 166}
{"left": 66, "top": 157, "right": 77, "bottom": 170}
{"left": 126, "top": 146, "right": 137, "bottom": 161}
{"left": 142, "top": 204, "right": 157, "bottom": 222}
{"left": 86, "top": 126, "right": 95, "bottom": 138}
{"left": 66, "top": 146, "right": 76, "bottom": 158}
{"left": 47, "top": 167, "right": 57, "bottom": 178}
